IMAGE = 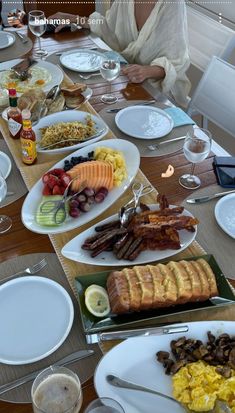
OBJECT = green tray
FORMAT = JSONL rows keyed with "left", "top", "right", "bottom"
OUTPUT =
{"left": 75, "top": 255, "right": 235, "bottom": 333}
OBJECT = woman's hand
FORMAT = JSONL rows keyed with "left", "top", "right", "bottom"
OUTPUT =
{"left": 47, "top": 12, "right": 89, "bottom": 32}
{"left": 122, "top": 64, "right": 165, "bottom": 83}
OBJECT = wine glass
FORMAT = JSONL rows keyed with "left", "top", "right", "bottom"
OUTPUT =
{"left": 0, "top": 170, "right": 12, "bottom": 233}
{"left": 28, "top": 10, "right": 48, "bottom": 58}
{"left": 100, "top": 60, "right": 121, "bottom": 104}
{"left": 84, "top": 397, "right": 125, "bottom": 413}
{"left": 179, "top": 128, "right": 212, "bottom": 189}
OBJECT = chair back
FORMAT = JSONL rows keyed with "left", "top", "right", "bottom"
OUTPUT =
{"left": 188, "top": 56, "right": 235, "bottom": 137}
{"left": 187, "top": 6, "right": 235, "bottom": 71}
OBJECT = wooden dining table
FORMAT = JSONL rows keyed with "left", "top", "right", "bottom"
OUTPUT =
{"left": 0, "top": 27, "right": 234, "bottom": 413}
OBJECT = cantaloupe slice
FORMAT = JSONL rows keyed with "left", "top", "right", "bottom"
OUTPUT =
{"left": 67, "top": 161, "right": 114, "bottom": 191}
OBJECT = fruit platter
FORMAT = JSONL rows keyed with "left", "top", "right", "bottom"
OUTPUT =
{"left": 21, "top": 139, "right": 140, "bottom": 234}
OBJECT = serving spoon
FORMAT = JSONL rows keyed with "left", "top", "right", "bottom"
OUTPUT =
{"left": 106, "top": 375, "right": 231, "bottom": 413}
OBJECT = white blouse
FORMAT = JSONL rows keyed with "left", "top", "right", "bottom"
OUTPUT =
{"left": 89, "top": 0, "right": 191, "bottom": 107}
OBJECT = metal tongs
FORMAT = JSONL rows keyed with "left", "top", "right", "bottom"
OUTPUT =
{"left": 119, "top": 182, "right": 154, "bottom": 226}
{"left": 40, "top": 178, "right": 86, "bottom": 224}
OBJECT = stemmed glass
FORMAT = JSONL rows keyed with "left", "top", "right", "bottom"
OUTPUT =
{"left": 28, "top": 10, "right": 48, "bottom": 58}
{"left": 84, "top": 397, "right": 125, "bottom": 413}
{"left": 179, "top": 128, "right": 212, "bottom": 189}
{"left": 100, "top": 60, "right": 121, "bottom": 104}
{"left": 0, "top": 170, "right": 12, "bottom": 233}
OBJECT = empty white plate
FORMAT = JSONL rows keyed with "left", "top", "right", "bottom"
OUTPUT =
{"left": 0, "top": 276, "right": 74, "bottom": 364}
{"left": 215, "top": 193, "right": 235, "bottom": 239}
{"left": 0, "top": 32, "right": 16, "bottom": 50}
{"left": 0, "top": 151, "right": 12, "bottom": 179}
{"left": 60, "top": 49, "right": 104, "bottom": 72}
{"left": 115, "top": 106, "right": 174, "bottom": 139}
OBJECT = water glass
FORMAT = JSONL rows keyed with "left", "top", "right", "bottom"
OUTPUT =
{"left": 31, "top": 366, "right": 83, "bottom": 413}
{"left": 28, "top": 10, "right": 48, "bottom": 58}
{"left": 100, "top": 60, "right": 120, "bottom": 104}
{"left": 84, "top": 397, "right": 125, "bottom": 413}
{"left": 179, "top": 128, "right": 212, "bottom": 189}
{"left": 0, "top": 170, "right": 12, "bottom": 234}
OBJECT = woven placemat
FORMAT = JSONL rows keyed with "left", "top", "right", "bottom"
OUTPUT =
{"left": 0, "top": 140, "right": 27, "bottom": 207}
{"left": 0, "top": 253, "right": 101, "bottom": 404}
{"left": 99, "top": 101, "right": 193, "bottom": 157}
{"left": 182, "top": 184, "right": 235, "bottom": 278}
{"left": 0, "top": 31, "right": 32, "bottom": 63}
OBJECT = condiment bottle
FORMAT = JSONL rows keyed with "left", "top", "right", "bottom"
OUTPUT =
{"left": 7, "top": 87, "right": 22, "bottom": 139}
{"left": 20, "top": 109, "right": 37, "bottom": 165}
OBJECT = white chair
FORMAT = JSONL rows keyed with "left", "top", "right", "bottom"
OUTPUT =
{"left": 187, "top": 6, "right": 235, "bottom": 71}
{"left": 187, "top": 56, "right": 235, "bottom": 137}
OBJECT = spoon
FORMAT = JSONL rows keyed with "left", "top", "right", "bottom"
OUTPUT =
{"left": 119, "top": 182, "right": 149, "bottom": 226}
{"left": 34, "top": 85, "right": 60, "bottom": 126}
{"left": 106, "top": 375, "right": 232, "bottom": 413}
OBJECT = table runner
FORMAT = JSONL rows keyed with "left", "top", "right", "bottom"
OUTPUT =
{"left": 1, "top": 72, "right": 235, "bottom": 330}
{"left": 182, "top": 184, "right": 235, "bottom": 278}
{"left": 0, "top": 139, "right": 27, "bottom": 207}
{"left": 99, "top": 101, "right": 193, "bottom": 157}
{"left": 0, "top": 32, "right": 32, "bottom": 63}
{"left": 0, "top": 253, "right": 101, "bottom": 404}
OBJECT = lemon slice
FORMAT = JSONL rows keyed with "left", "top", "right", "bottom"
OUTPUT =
{"left": 84, "top": 285, "right": 110, "bottom": 318}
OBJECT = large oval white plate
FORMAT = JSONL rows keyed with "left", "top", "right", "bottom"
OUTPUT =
{"left": 0, "top": 276, "right": 74, "bottom": 365}
{"left": 35, "top": 110, "right": 108, "bottom": 154}
{"left": 21, "top": 139, "right": 140, "bottom": 235}
{"left": 0, "top": 151, "right": 12, "bottom": 179}
{"left": 61, "top": 205, "right": 197, "bottom": 266}
{"left": 95, "top": 320, "right": 235, "bottom": 413}
{"left": 215, "top": 193, "right": 235, "bottom": 239}
{"left": 0, "top": 60, "right": 63, "bottom": 95}
{"left": 60, "top": 49, "right": 104, "bottom": 72}
{"left": 0, "top": 32, "right": 15, "bottom": 49}
{"left": 115, "top": 106, "right": 174, "bottom": 139}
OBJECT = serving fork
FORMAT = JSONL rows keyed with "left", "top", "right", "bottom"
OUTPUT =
{"left": 0, "top": 258, "right": 47, "bottom": 284}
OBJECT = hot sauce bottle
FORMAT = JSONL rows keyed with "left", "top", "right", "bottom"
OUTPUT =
{"left": 7, "top": 87, "right": 22, "bottom": 139}
{"left": 20, "top": 109, "right": 37, "bottom": 165}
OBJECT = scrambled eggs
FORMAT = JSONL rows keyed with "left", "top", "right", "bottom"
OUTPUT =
{"left": 173, "top": 360, "right": 235, "bottom": 412}
{"left": 94, "top": 147, "right": 127, "bottom": 186}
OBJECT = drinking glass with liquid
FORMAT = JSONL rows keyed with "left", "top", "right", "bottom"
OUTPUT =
{"left": 179, "top": 128, "right": 212, "bottom": 189}
{"left": 84, "top": 397, "right": 125, "bottom": 413}
{"left": 31, "top": 366, "right": 82, "bottom": 413}
{"left": 100, "top": 60, "right": 121, "bottom": 104}
{"left": 28, "top": 10, "right": 48, "bottom": 58}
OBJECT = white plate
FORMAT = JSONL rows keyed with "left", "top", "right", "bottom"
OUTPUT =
{"left": 1, "top": 88, "right": 93, "bottom": 122}
{"left": 0, "top": 60, "right": 63, "bottom": 95}
{"left": 95, "top": 320, "right": 235, "bottom": 413}
{"left": 35, "top": 110, "right": 108, "bottom": 154}
{"left": 60, "top": 49, "right": 105, "bottom": 72}
{"left": 0, "top": 32, "right": 15, "bottom": 49}
{"left": 0, "top": 151, "right": 12, "bottom": 179}
{"left": 115, "top": 106, "right": 174, "bottom": 139}
{"left": 0, "top": 276, "right": 74, "bottom": 365}
{"left": 21, "top": 139, "right": 140, "bottom": 235}
{"left": 215, "top": 193, "right": 235, "bottom": 239}
{"left": 62, "top": 205, "right": 197, "bottom": 266}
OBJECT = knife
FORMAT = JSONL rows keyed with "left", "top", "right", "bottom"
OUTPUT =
{"left": 16, "top": 32, "right": 28, "bottom": 44}
{"left": 0, "top": 349, "right": 94, "bottom": 395}
{"left": 106, "top": 99, "right": 156, "bottom": 113}
{"left": 186, "top": 189, "right": 235, "bottom": 204}
{"left": 86, "top": 324, "right": 188, "bottom": 344}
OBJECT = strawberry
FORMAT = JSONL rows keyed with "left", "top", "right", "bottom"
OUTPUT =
{"left": 52, "top": 185, "right": 62, "bottom": 195}
{"left": 47, "top": 175, "right": 59, "bottom": 189}
{"left": 50, "top": 168, "right": 65, "bottom": 177}
{"left": 42, "top": 172, "right": 50, "bottom": 184}
{"left": 42, "top": 184, "right": 52, "bottom": 196}
{"left": 60, "top": 173, "right": 71, "bottom": 188}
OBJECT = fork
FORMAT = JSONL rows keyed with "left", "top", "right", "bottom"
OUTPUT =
{"left": 147, "top": 135, "right": 185, "bottom": 151}
{"left": 0, "top": 258, "right": 47, "bottom": 284}
{"left": 79, "top": 73, "right": 101, "bottom": 80}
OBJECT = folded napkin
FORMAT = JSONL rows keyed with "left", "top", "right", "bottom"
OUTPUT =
{"left": 164, "top": 107, "right": 195, "bottom": 128}
{"left": 213, "top": 156, "right": 235, "bottom": 188}
{"left": 103, "top": 50, "right": 128, "bottom": 65}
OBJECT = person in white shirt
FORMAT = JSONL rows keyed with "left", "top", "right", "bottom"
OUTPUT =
{"left": 50, "top": 0, "right": 191, "bottom": 107}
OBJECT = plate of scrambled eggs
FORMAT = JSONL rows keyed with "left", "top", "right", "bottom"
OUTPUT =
{"left": 0, "top": 60, "right": 63, "bottom": 94}
{"left": 94, "top": 321, "right": 235, "bottom": 413}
